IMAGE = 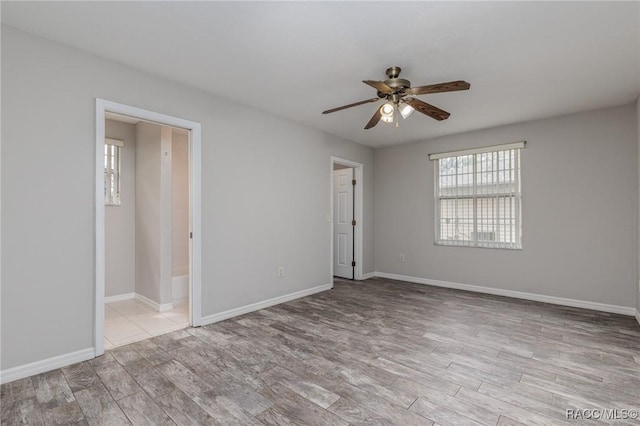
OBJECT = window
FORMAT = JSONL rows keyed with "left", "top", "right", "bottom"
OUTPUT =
{"left": 430, "top": 142, "right": 524, "bottom": 249}
{"left": 104, "top": 138, "right": 123, "bottom": 206}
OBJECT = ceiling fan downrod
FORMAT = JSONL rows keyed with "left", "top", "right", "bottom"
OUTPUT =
{"left": 385, "top": 66, "right": 401, "bottom": 79}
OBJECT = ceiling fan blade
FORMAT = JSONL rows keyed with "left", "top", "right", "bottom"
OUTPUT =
{"left": 409, "top": 80, "right": 470, "bottom": 96}
{"left": 363, "top": 80, "right": 393, "bottom": 94}
{"left": 322, "top": 98, "right": 380, "bottom": 114}
{"left": 405, "top": 98, "right": 450, "bottom": 121}
{"left": 364, "top": 107, "right": 382, "bottom": 129}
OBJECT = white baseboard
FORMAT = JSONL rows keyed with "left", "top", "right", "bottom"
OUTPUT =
{"left": 105, "top": 292, "right": 173, "bottom": 312}
{"left": 360, "top": 272, "right": 375, "bottom": 280}
{"left": 200, "top": 283, "right": 333, "bottom": 326}
{"left": 635, "top": 310, "right": 640, "bottom": 326}
{"left": 104, "top": 292, "right": 135, "bottom": 303}
{"left": 135, "top": 293, "right": 173, "bottom": 312}
{"left": 0, "top": 348, "right": 95, "bottom": 385}
{"left": 374, "top": 272, "right": 636, "bottom": 316}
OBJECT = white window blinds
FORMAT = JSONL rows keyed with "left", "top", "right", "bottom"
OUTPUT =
{"left": 431, "top": 142, "right": 524, "bottom": 249}
{"left": 105, "top": 138, "right": 123, "bottom": 206}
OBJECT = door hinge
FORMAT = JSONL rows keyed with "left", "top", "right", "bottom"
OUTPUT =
{"left": 190, "top": 232, "right": 193, "bottom": 239}
{"left": 351, "top": 261, "right": 356, "bottom": 267}
{"left": 352, "top": 179, "right": 356, "bottom": 186}
{"left": 352, "top": 219, "right": 356, "bottom": 226}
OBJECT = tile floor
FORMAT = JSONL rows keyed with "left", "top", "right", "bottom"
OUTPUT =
{"left": 104, "top": 298, "right": 189, "bottom": 349}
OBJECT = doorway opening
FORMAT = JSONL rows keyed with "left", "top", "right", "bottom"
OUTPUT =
{"left": 95, "top": 99, "right": 202, "bottom": 356}
{"left": 330, "top": 157, "right": 363, "bottom": 282}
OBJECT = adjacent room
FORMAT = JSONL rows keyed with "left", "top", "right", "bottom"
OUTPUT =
{"left": 1, "top": 2, "right": 639, "bottom": 425}
{"left": 103, "top": 114, "right": 191, "bottom": 349}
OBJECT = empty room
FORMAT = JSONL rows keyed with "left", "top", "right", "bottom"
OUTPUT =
{"left": 1, "top": 2, "right": 639, "bottom": 425}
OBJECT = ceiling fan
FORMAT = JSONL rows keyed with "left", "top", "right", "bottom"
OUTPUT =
{"left": 322, "top": 66, "right": 470, "bottom": 129}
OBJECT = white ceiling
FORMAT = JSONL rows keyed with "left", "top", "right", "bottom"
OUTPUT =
{"left": 3, "top": 2, "right": 639, "bottom": 148}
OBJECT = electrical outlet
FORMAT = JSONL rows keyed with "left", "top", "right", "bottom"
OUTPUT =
{"left": 400, "top": 254, "right": 405, "bottom": 262}
{"left": 278, "top": 266, "right": 284, "bottom": 278}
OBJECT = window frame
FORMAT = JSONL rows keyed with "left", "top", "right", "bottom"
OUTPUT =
{"left": 432, "top": 143, "right": 524, "bottom": 250}
{"left": 104, "top": 138, "right": 123, "bottom": 206}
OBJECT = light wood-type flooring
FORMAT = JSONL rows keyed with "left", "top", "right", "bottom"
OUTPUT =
{"left": 2, "top": 277, "right": 640, "bottom": 425}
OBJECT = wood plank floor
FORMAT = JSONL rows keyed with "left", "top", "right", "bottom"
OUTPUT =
{"left": 2, "top": 277, "right": 640, "bottom": 425}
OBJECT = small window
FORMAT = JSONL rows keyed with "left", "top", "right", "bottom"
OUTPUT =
{"left": 430, "top": 142, "right": 524, "bottom": 249}
{"left": 104, "top": 138, "right": 123, "bottom": 206}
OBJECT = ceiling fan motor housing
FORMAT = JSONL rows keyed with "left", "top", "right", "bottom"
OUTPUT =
{"left": 384, "top": 66, "right": 411, "bottom": 95}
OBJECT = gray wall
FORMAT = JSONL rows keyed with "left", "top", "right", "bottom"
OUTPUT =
{"left": 171, "top": 130, "right": 189, "bottom": 278}
{"left": 0, "top": 26, "right": 374, "bottom": 370}
{"left": 134, "top": 122, "right": 173, "bottom": 306}
{"left": 105, "top": 120, "right": 136, "bottom": 297}
{"left": 637, "top": 97, "right": 640, "bottom": 315}
{"left": 374, "top": 104, "right": 637, "bottom": 308}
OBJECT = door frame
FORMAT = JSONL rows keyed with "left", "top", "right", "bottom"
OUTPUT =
{"left": 330, "top": 156, "right": 363, "bottom": 281}
{"left": 95, "top": 99, "right": 203, "bottom": 356}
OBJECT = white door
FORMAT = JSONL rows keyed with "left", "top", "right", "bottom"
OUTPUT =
{"left": 333, "top": 168, "right": 354, "bottom": 279}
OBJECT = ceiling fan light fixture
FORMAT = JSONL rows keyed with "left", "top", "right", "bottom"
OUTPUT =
{"left": 399, "top": 102, "right": 415, "bottom": 119}
{"left": 380, "top": 102, "right": 394, "bottom": 123}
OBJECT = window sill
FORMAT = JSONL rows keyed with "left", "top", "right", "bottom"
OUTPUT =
{"left": 435, "top": 241, "right": 522, "bottom": 251}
